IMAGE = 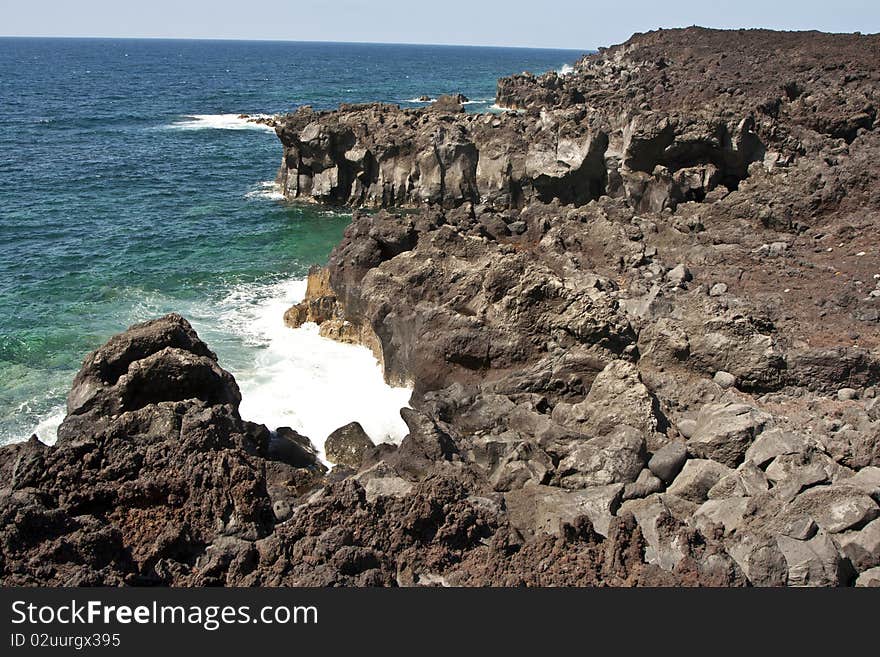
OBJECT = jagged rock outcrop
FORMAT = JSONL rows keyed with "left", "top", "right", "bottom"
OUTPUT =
{"left": 0, "top": 315, "right": 326, "bottom": 585}
{"left": 275, "top": 102, "right": 610, "bottom": 209}
{"left": 271, "top": 28, "right": 880, "bottom": 587}
{"left": 0, "top": 317, "right": 743, "bottom": 586}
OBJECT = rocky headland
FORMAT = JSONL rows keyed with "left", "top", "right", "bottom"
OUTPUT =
{"left": 3, "top": 27, "right": 880, "bottom": 587}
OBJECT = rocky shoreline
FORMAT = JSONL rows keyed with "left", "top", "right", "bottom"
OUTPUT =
{"left": 2, "top": 27, "right": 880, "bottom": 586}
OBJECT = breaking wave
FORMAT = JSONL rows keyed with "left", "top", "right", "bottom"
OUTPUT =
{"left": 165, "top": 113, "right": 277, "bottom": 132}
{"left": 245, "top": 181, "right": 285, "bottom": 201}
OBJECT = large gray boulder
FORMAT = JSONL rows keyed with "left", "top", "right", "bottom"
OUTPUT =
{"left": 551, "top": 360, "right": 664, "bottom": 443}
{"left": 648, "top": 441, "right": 688, "bottom": 484}
{"left": 776, "top": 532, "right": 846, "bottom": 587}
{"left": 687, "top": 402, "right": 771, "bottom": 467}
{"left": 554, "top": 425, "right": 647, "bottom": 489}
{"left": 725, "top": 534, "right": 788, "bottom": 586}
{"left": 620, "top": 495, "right": 688, "bottom": 571}
{"left": 667, "top": 459, "right": 733, "bottom": 502}
{"left": 60, "top": 314, "right": 241, "bottom": 442}
{"left": 764, "top": 452, "right": 842, "bottom": 494}
{"left": 708, "top": 461, "right": 770, "bottom": 499}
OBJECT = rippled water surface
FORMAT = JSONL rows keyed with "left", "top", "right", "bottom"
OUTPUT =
{"left": 0, "top": 38, "right": 583, "bottom": 449}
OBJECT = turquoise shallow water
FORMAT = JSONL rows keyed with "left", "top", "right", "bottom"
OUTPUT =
{"left": 0, "top": 38, "right": 584, "bottom": 446}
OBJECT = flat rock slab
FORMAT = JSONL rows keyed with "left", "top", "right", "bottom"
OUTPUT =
{"left": 840, "top": 467, "right": 880, "bottom": 499}
{"left": 354, "top": 461, "right": 414, "bottom": 503}
{"left": 777, "top": 532, "right": 845, "bottom": 587}
{"left": 856, "top": 566, "right": 880, "bottom": 587}
{"left": 505, "top": 483, "right": 624, "bottom": 538}
{"left": 708, "top": 461, "right": 769, "bottom": 500}
{"left": 744, "top": 428, "right": 808, "bottom": 467}
{"left": 789, "top": 486, "right": 880, "bottom": 534}
{"left": 694, "top": 497, "right": 751, "bottom": 536}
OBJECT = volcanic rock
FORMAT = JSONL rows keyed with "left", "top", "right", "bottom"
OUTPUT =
{"left": 325, "top": 422, "right": 375, "bottom": 468}
{"left": 6, "top": 26, "right": 880, "bottom": 587}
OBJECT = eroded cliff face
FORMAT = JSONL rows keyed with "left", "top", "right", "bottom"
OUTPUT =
{"left": 275, "top": 98, "right": 766, "bottom": 214}
{"left": 275, "top": 100, "right": 610, "bottom": 209}
{"left": 283, "top": 265, "right": 386, "bottom": 371}
{"left": 3, "top": 28, "right": 880, "bottom": 587}
{"left": 276, "top": 28, "right": 878, "bottom": 219}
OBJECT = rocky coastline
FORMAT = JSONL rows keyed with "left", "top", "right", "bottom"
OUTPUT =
{"left": 2, "top": 27, "right": 880, "bottom": 586}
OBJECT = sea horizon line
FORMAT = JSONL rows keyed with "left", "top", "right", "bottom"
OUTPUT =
{"left": 0, "top": 34, "right": 592, "bottom": 52}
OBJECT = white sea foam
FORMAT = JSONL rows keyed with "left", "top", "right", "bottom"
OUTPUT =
{"left": 24, "top": 276, "right": 412, "bottom": 463}
{"left": 558, "top": 63, "right": 575, "bottom": 76}
{"left": 487, "top": 103, "right": 525, "bottom": 113}
{"left": 32, "top": 408, "right": 64, "bottom": 446}
{"left": 245, "top": 180, "right": 285, "bottom": 201}
{"left": 193, "top": 277, "right": 412, "bottom": 463}
{"left": 167, "top": 113, "right": 277, "bottom": 132}
{"left": 404, "top": 97, "right": 488, "bottom": 105}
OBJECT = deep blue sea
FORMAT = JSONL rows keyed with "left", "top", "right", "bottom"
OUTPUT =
{"left": 0, "top": 38, "right": 584, "bottom": 452}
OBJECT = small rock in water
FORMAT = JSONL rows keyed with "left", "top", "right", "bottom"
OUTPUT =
{"left": 713, "top": 370, "right": 736, "bottom": 389}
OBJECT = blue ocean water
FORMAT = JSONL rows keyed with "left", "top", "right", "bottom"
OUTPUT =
{"left": 0, "top": 38, "right": 584, "bottom": 448}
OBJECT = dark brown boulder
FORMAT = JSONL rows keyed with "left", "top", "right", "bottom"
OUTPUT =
{"left": 0, "top": 315, "right": 302, "bottom": 585}
{"left": 325, "top": 422, "right": 374, "bottom": 468}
